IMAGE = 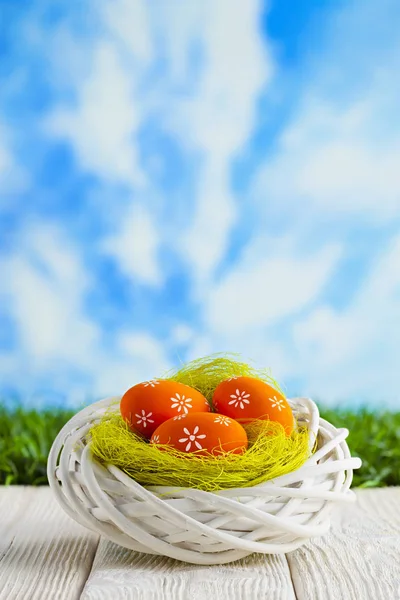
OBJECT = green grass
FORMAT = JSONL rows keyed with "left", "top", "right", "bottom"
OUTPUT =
{"left": 0, "top": 404, "right": 399, "bottom": 487}
{"left": 319, "top": 407, "right": 400, "bottom": 488}
{"left": 0, "top": 405, "right": 75, "bottom": 485}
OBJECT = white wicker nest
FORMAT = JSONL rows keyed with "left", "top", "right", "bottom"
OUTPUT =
{"left": 47, "top": 396, "right": 361, "bottom": 565}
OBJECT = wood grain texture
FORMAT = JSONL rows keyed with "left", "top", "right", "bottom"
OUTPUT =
{"left": 287, "top": 488, "right": 400, "bottom": 600}
{"left": 0, "top": 486, "right": 99, "bottom": 600}
{"left": 2, "top": 487, "right": 400, "bottom": 600}
{"left": 81, "top": 540, "right": 296, "bottom": 600}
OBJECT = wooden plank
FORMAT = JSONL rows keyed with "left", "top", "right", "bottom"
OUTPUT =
{"left": 3, "top": 486, "right": 399, "bottom": 599}
{"left": 0, "top": 486, "right": 99, "bottom": 600}
{"left": 287, "top": 488, "right": 400, "bottom": 600}
{"left": 81, "top": 540, "right": 296, "bottom": 600}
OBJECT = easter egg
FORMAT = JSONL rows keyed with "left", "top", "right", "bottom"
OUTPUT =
{"left": 120, "top": 379, "right": 210, "bottom": 438}
{"left": 150, "top": 412, "right": 248, "bottom": 455}
{"left": 213, "top": 376, "right": 294, "bottom": 435}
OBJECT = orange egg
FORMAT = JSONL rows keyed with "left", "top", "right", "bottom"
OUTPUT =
{"left": 120, "top": 380, "right": 210, "bottom": 438}
{"left": 150, "top": 412, "right": 248, "bottom": 455}
{"left": 212, "top": 376, "right": 294, "bottom": 435}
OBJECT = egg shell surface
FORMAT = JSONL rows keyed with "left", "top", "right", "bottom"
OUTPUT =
{"left": 120, "top": 380, "right": 210, "bottom": 438}
{"left": 150, "top": 412, "right": 248, "bottom": 455}
{"left": 212, "top": 376, "right": 294, "bottom": 435}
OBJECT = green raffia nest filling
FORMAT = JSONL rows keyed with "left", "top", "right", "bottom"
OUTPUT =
{"left": 89, "top": 355, "right": 314, "bottom": 492}
{"left": 164, "top": 354, "right": 286, "bottom": 405}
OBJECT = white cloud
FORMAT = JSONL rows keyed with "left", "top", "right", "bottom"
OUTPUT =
{"left": 182, "top": 165, "right": 236, "bottom": 288}
{"left": 101, "top": 205, "right": 162, "bottom": 286}
{"left": 169, "top": 323, "right": 194, "bottom": 346}
{"left": 3, "top": 223, "right": 99, "bottom": 369}
{"left": 103, "top": 0, "right": 153, "bottom": 62}
{"left": 153, "top": 1, "right": 204, "bottom": 83}
{"left": 180, "top": 237, "right": 341, "bottom": 394}
{"left": 44, "top": 0, "right": 273, "bottom": 288}
{"left": 45, "top": 40, "right": 145, "bottom": 186}
{"left": 205, "top": 240, "right": 341, "bottom": 334}
{"left": 168, "top": 0, "right": 273, "bottom": 283}
{"left": 293, "top": 233, "right": 400, "bottom": 404}
{"left": 180, "top": 0, "right": 271, "bottom": 157}
{"left": 0, "top": 221, "right": 171, "bottom": 404}
{"left": 0, "top": 121, "right": 29, "bottom": 195}
{"left": 93, "top": 331, "right": 171, "bottom": 397}
{"left": 257, "top": 98, "right": 400, "bottom": 219}
{"left": 43, "top": 1, "right": 156, "bottom": 187}
{"left": 253, "top": 0, "right": 400, "bottom": 220}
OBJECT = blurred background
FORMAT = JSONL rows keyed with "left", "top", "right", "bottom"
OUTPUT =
{"left": 1, "top": 0, "right": 400, "bottom": 411}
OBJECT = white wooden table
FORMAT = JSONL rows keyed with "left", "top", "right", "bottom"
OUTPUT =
{"left": 1, "top": 487, "right": 399, "bottom": 600}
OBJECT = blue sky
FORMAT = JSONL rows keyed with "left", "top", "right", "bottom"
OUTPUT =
{"left": 1, "top": 0, "right": 400, "bottom": 408}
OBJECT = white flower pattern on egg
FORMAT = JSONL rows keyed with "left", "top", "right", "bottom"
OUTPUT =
{"left": 228, "top": 389, "right": 251, "bottom": 410}
{"left": 214, "top": 415, "right": 231, "bottom": 426}
{"left": 171, "top": 393, "right": 193, "bottom": 413}
{"left": 178, "top": 426, "right": 206, "bottom": 451}
{"left": 173, "top": 413, "right": 187, "bottom": 420}
{"left": 135, "top": 410, "right": 154, "bottom": 428}
{"left": 143, "top": 380, "right": 160, "bottom": 387}
{"left": 151, "top": 434, "right": 160, "bottom": 444}
{"left": 269, "top": 396, "right": 286, "bottom": 411}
